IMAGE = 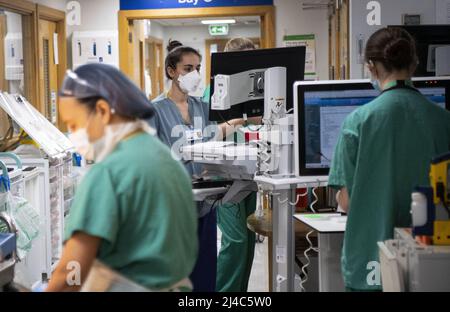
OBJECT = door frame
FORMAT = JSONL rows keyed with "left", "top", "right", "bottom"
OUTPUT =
{"left": 328, "top": 0, "right": 350, "bottom": 80}
{"left": 118, "top": 5, "right": 276, "bottom": 79}
{"left": 0, "top": 0, "right": 38, "bottom": 104}
{"left": 36, "top": 4, "right": 67, "bottom": 129}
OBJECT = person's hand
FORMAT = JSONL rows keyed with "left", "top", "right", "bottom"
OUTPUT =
{"left": 336, "top": 188, "right": 350, "bottom": 213}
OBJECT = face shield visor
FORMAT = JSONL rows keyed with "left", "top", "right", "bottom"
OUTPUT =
{"left": 58, "top": 70, "right": 101, "bottom": 99}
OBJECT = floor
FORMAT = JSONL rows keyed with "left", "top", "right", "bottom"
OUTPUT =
{"left": 217, "top": 229, "right": 269, "bottom": 292}
{"left": 247, "top": 236, "right": 269, "bottom": 292}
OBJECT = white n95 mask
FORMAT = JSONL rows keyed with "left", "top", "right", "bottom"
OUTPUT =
{"left": 69, "top": 128, "right": 94, "bottom": 161}
{"left": 178, "top": 70, "right": 202, "bottom": 94}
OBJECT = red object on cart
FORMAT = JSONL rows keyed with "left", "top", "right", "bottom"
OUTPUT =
{"left": 296, "top": 188, "right": 308, "bottom": 211}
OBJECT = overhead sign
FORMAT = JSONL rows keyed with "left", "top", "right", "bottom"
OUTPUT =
{"left": 209, "top": 24, "right": 229, "bottom": 36}
{"left": 120, "top": 0, "right": 273, "bottom": 10}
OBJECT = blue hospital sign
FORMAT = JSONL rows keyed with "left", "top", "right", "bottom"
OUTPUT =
{"left": 120, "top": 0, "right": 273, "bottom": 10}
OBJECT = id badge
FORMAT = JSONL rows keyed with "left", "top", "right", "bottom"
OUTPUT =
{"left": 185, "top": 128, "right": 203, "bottom": 142}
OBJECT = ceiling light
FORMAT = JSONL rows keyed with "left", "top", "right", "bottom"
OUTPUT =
{"left": 201, "top": 19, "right": 236, "bottom": 25}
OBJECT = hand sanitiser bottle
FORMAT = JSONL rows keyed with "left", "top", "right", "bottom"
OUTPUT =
{"left": 411, "top": 192, "right": 427, "bottom": 227}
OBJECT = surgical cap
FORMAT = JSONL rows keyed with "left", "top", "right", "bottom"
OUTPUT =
{"left": 59, "top": 63, "right": 154, "bottom": 119}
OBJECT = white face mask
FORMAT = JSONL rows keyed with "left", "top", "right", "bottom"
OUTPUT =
{"left": 69, "top": 128, "right": 94, "bottom": 161}
{"left": 70, "top": 120, "right": 155, "bottom": 163}
{"left": 177, "top": 70, "right": 202, "bottom": 94}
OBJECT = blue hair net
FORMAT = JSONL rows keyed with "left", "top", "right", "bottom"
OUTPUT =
{"left": 59, "top": 63, "right": 154, "bottom": 119}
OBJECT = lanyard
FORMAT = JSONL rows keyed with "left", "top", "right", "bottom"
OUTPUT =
{"left": 381, "top": 80, "right": 421, "bottom": 95}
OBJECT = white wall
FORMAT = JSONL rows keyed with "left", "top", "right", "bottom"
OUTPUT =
{"left": 4, "top": 11, "right": 22, "bottom": 33}
{"left": 349, "top": 0, "right": 448, "bottom": 79}
{"left": 66, "top": 0, "right": 119, "bottom": 33}
{"left": 274, "top": 0, "right": 329, "bottom": 80}
{"left": 31, "top": 0, "right": 66, "bottom": 11}
{"left": 149, "top": 21, "right": 165, "bottom": 39}
{"left": 66, "top": 0, "right": 120, "bottom": 68}
{"left": 24, "top": 0, "right": 330, "bottom": 79}
{"left": 58, "top": 0, "right": 330, "bottom": 80}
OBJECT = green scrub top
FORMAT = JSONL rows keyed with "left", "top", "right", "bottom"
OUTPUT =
{"left": 329, "top": 80, "right": 450, "bottom": 290}
{"left": 64, "top": 132, "right": 198, "bottom": 290}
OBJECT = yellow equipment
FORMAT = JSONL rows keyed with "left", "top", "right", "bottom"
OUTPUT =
{"left": 430, "top": 152, "right": 450, "bottom": 245}
{"left": 412, "top": 152, "right": 450, "bottom": 245}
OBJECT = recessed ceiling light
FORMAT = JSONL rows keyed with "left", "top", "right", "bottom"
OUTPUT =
{"left": 201, "top": 19, "right": 236, "bottom": 25}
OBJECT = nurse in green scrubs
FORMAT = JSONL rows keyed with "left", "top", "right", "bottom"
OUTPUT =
{"left": 46, "top": 63, "right": 198, "bottom": 291}
{"left": 329, "top": 27, "right": 450, "bottom": 291}
{"left": 208, "top": 38, "right": 259, "bottom": 292}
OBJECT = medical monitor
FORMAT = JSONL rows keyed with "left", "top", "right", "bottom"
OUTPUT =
{"left": 295, "top": 77, "right": 450, "bottom": 177}
{"left": 209, "top": 47, "right": 305, "bottom": 122}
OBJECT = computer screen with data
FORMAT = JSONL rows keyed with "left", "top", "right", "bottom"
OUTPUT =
{"left": 295, "top": 77, "right": 450, "bottom": 176}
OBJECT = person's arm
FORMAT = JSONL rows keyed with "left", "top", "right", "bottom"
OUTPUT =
{"left": 336, "top": 188, "right": 350, "bottom": 213}
{"left": 329, "top": 116, "right": 359, "bottom": 214}
{"left": 218, "top": 119, "right": 245, "bottom": 139}
{"left": 46, "top": 232, "right": 101, "bottom": 292}
{"left": 218, "top": 117, "right": 263, "bottom": 139}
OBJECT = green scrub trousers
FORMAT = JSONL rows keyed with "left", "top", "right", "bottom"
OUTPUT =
{"left": 216, "top": 193, "right": 257, "bottom": 292}
{"left": 204, "top": 86, "right": 258, "bottom": 292}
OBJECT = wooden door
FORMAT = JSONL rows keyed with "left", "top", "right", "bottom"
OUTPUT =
{"left": 146, "top": 37, "right": 163, "bottom": 100}
{"left": 329, "top": 0, "right": 350, "bottom": 80}
{"left": 339, "top": 0, "right": 350, "bottom": 79}
{"left": 38, "top": 19, "right": 58, "bottom": 126}
{"left": 329, "top": 8, "right": 338, "bottom": 80}
{"left": 139, "top": 40, "right": 145, "bottom": 90}
{"left": 205, "top": 37, "right": 260, "bottom": 85}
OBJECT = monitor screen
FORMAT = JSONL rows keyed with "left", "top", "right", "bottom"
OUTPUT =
{"left": 295, "top": 78, "right": 450, "bottom": 176}
{"left": 209, "top": 47, "right": 305, "bottom": 122}
{"left": 303, "top": 87, "right": 378, "bottom": 171}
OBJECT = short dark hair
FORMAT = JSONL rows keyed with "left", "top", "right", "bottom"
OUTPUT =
{"left": 165, "top": 39, "right": 202, "bottom": 80}
{"left": 365, "top": 27, "right": 418, "bottom": 72}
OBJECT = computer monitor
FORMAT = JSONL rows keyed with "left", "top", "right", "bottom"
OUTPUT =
{"left": 294, "top": 77, "right": 450, "bottom": 177}
{"left": 389, "top": 25, "right": 450, "bottom": 77}
{"left": 209, "top": 47, "right": 306, "bottom": 122}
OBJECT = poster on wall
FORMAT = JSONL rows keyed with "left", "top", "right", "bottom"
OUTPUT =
{"left": 283, "top": 34, "right": 316, "bottom": 80}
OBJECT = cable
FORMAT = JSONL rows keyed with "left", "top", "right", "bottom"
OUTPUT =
{"left": 255, "top": 140, "right": 272, "bottom": 176}
{"left": 274, "top": 187, "right": 309, "bottom": 206}
{"left": 1, "top": 129, "right": 27, "bottom": 152}
{"left": 317, "top": 151, "right": 331, "bottom": 162}
{"left": 309, "top": 180, "right": 321, "bottom": 213}
{"left": 299, "top": 230, "right": 319, "bottom": 292}
{"left": 298, "top": 181, "right": 320, "bottom": 292}
{"left": 309, "top": 187, "right": 319, "bottom": 213}
{"left": 217, "top": 111, "right": 233, "bottom": 127}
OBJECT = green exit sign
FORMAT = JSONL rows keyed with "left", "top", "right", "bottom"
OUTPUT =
{"left": 209, "top": 24, "right": 229, "bottom": 36}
